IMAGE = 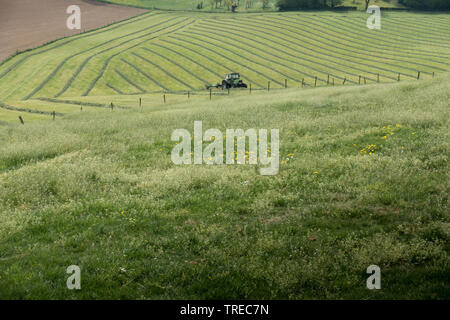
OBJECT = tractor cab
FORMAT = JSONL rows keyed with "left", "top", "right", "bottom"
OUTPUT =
{"left": 225, "top": 73, "right": 240, "bottom": 81}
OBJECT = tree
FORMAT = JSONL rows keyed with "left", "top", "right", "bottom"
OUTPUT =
{"left": 260, "top": 0, "right": 270, "bottom": 9}
{"left": 276, "top": 0, "right": 338, "bottom": 10}
{"left": 224, "top": 0, "right": 233, "bottom": 10}
{"left": 245, "top": 0, "right": 255, "bottom": 9}
{"left": 364, "top": 0, "right": 370, "bottom": 11}
{"left": 328, "top": 0, "right": 343, "bottom": 8}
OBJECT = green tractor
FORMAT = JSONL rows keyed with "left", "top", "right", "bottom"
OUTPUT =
{"left": 205, "top": 73, "right": 248, "bottom": 90}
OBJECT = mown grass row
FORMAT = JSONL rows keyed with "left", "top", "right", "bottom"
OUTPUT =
{"left": 244, "top": 15, "right": 450, "bottom": 68}
{"left": 279, "top": 14, "right": 450, "bottom": 57}
{"left": 266, "top": 14, "right": 450, "bottom": 62}
{"left": 50, "top": 16, "right": 190, "bottom": 98}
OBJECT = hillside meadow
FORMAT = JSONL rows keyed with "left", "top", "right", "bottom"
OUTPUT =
{"left": 1, "top": 10, "right": 449, "bottom": 123}
{"left": 0, "top": 72, "right": 448, "bottom": 299}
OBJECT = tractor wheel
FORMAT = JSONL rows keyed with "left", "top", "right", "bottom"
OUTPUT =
{"left": 222, "top": 81, "right": 228, "bottom": 90}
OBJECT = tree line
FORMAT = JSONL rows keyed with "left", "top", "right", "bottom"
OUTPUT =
{"left": 398, "top": 0, "right": 450, "bottom": 10}
{"left": 276, "top": 0, "right": 450, "bottom": 10}
{"left": 276, "top": 0, "right": 343, "bottom": 10}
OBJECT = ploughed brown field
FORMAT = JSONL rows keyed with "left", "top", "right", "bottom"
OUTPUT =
{"left": 0, "top": 0, "right": 147, "bottom": 62}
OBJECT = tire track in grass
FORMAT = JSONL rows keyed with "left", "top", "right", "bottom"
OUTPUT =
{"left": 242, "top": 16, "right": 450, "bottom": 70}
{"left": 141, "top": 47, "right": 210, "bottom": 86}
{"left": 52, "top": 16, "right": 184, "bottom": 99}
{"left": 155, "top": 40, "right": 262, "bottom": 88}
{"left": 120, "top": 58, "right": 169, "bottom": 92}
{"left": 115, "top": 69, "right": 146, "bottom": 93}
{"left": 83, "top": 19, "right": 194, "bottom": 96}
{"left": 131, "top": 52, "right": 195, "bottom": 90}
{"left": 0, "top": 12, "right": 157, "bottom": 80}
{"left": 188, "top": 26, "right": 362, "bottom": 83}
{"left": 106, "top": 83, "right": 123, "bottom": 94}
{"left": 282, "top": 15, "right": 450, "bottom": 57}
{"left": 168, "top": 35, "right": 286, "bottom": 87}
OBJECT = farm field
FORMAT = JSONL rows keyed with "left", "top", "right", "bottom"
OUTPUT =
{"left": 0, "top": 71, "right": 449, "bottom": 299}
{"left": 1, "top": 10, "right": 449, "bottom": 123}
{"left": 0, "top": 0, "right": 147, "bottom": 63}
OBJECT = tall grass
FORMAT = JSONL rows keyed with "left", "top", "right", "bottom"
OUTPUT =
{"left": 0, "top": 73, "right": 448, "bottom": 299}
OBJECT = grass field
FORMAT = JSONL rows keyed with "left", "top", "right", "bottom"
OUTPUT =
{"left": 0, "top": 70, "right": 448, "bottom": 299}
{"left": 0, "top": 6, "right": 449, "bottom": 299}
{"left": 0, "top": 10, "right": 449, "bottom": 123}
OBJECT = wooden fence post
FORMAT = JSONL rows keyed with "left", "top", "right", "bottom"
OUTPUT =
{"left": 301, "top": 78, "right": 304, "bottom": 87}
{"left": 188, "top": 91, "right": 190, "bottom": 99}
{"left": 249, "top": 83, "right": 252, "bottom": 94}
{"left": 343, "top": 77, "right": 346, "bottom": 85}
{"left": 432, "top": 72, "right": 435, "bottom": 78}
{"left": 209, "top": 88, "right": 212, "bottom": 100}
{"left": 359, "top": 75, "right": 361, "bottom": 85}
{"left": 18, "top": 116, "right": 24, "bottom": 125}
{"left": 398, "top": 73, "right": 401, "bottom": 81}
{"left": 417, "top": 71, "right": 421, "bottom": 80}
{"left": 314, "top": 76, "right": 317, "bottom": 87}
{"left": 332, "top": 78, "right": 335, "bottom": 86}
{"left": 364, "top": 77, "right": 367, "bottom": 85}
{"left": 377, "top": 73, "right": 380, "bottom": 83}
{"left": 285, "top": 79, "right": 287, "bottom": 88}
{"left": 139, "top": 97, "right": 142, "bottom": 108}
{"left": 163, "top": 94, "right": 166, "bottom": 103}
{"left": 110, "top": 102, "right": 114, "bottom": 111}
{"left": 327, "top": 74, "right": 330, "bottom": 85}
{"left": 267, "top": 81, "right": 270, "bottom": 91}
{"left": 52, "top": 111, "right": 55, "bottom": 120}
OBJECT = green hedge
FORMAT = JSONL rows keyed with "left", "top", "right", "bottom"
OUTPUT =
{"left": 398, "top": 0, "right": 450, "bottom": 10}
